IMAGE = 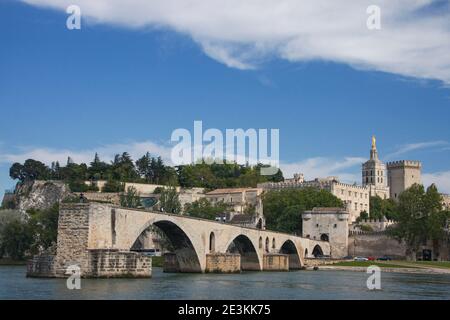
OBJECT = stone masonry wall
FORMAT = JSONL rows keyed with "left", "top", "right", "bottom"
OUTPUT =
{"left": 88, "top": 250, "right": 151, "bottom": 278}
{"left": 263, "top": 254, "right": 289, "bottom": 271}
{"left": 54, "top": 203, "right": 91, "bottom": 277}
{"left": 27, "top": 255, "right": 56, "bottom": 278}
{"left": 348, "top": 234, "right": 407, "bottom": 259}
{"left": 206, "top": 254, "right": 241, "bottom": 273}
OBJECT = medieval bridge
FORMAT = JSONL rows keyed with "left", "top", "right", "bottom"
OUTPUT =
{"left": 45, "top": 203, "right": 330, "bottom": 277}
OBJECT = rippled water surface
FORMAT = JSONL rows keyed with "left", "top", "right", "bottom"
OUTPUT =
{"left": 1, "top": 266, "right": 449, "bottom": 300}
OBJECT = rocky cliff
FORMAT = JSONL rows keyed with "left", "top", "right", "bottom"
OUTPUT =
{"left": 12, "top": 180, "right": 70, "bottom": 214}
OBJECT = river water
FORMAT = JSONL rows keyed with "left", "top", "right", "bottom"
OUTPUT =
{"left": 1, "top": 266, "right": 449, "bottom": 300}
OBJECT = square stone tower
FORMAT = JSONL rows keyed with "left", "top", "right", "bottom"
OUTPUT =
{"left": 302, "top": 208, "right": 349, "bottom": 259}
{"left": 362, "top": 136, "right": 390, "bottom": 199}
{"left": 387, "top": 160, "right": 422, "bottom": 201}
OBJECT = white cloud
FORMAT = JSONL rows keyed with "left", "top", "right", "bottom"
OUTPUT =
{"left": 280, "top": 157, "right": 365, "bottom": 184}
{"left": 423, "top": 171, "right": 450, "bottom": 194}
{"left": 385, "top": 140, "right": 449, "bottom": 160}
{"left": 21, "top": 0, "right": 450, "bottom": 84}
{"left": 2, "top": 140, "right": 450, "bottom": 193}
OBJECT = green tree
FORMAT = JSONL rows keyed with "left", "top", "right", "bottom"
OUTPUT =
{"left": 0, "top": 220, "right": 34, "bottom": 260}
{"left": 136, "top": 152, "right": 152, "bottom": 182}
{"left": 159, "top": 186, "right": 181, "bottom": 214}
{"left": 120, "top": 187, "right": 142, "bottom": 208}
{"left": 102, "top": 180, "right": 125, "bottom": 193}
{"left": 27, "top": 205, "right": 59, "bottom": 253}
{"left": 9, "top": 159, "right": 51, "bottom": 182}
{"left": 184, "top": 198, "right": 230, "bottom": 220}
{"left": 263, "top": 188, "right": 343, "bottom": 234}
{"left": 88, "top": 153, "right": 110, "bottom": 181}
{"left": 369, "top": 196, "right": 398, "bottom": 220}
{"left": 390, "top": 184, "right": 448, "bottom": 260}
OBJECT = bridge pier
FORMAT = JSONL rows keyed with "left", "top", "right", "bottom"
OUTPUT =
{"left": 263, "top": 254, "right": 289, "bottom": 272}
{"left": 205, "top": 254, "right": 241, "bottom": 273}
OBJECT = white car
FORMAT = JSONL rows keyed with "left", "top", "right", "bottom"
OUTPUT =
{"left": 354, "top": 257, "right": 369, "bottom": 262}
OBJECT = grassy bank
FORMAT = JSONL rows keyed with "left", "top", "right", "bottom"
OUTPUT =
{"left": 0, "top": 258, "right": 27, "bottom": 266}
{"left": 401, "top": 261, "right": 450, "bottom": 270}
{"left": 152, "top": 256, "right": 164, "bottom": 268}
{"left": 332, "top": 261, "right": 416, "bottom": 269}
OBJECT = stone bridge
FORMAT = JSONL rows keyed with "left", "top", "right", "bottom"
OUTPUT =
{"left": 30, "top": 203, "right": 329, "bottom": 278}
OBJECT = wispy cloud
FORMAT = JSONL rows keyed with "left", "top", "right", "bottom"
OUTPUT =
{"left": 280, "top": 157, "right": 365, "bottom": 184}
{"left": 2, "top": 140, "right": 450, "bottom": 193}
{"left": 384, "top": 140, "right": 449, "bottom": 160}
{"left": 21, "top": 0, "right": 450, "bottom": 85}
{"left": 423, "top": 171, "right": 450, "bottom": 195}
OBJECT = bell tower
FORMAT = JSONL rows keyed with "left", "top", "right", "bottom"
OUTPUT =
{"left": 362, "top": 136, "right": 390, "bottom": 199}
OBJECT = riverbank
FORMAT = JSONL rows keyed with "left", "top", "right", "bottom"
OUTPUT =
{"left": 312, "top": 260, "right": 450, "bottom": 275}
{"left": 0, "top": 259, "right": 27, "bottom": 266}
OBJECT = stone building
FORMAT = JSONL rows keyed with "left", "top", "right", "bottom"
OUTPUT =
{"left": 442, "top": 194, "right": 450, "bottom": 211}
{"left": 302, "top": 208, "right": 349, "bottom": 259}
{"left": 362, "top": 136, "right": 390, "bottom": 199}
{"left": 205, "top": 188, "right": 263, "bottom": 214}
{"left": 387, "top": 160, "right": 422, "bottom": 201}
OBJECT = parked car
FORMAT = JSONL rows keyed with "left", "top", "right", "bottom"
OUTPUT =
{"left": 354, "top": 257, "right": 369, "bottom": 262}
{"left": 368, "top": 257, "right": 376, "bottom": 261}
{"left": 342, "top": 256, "right": 353, "bottom": 260}
{"left": 377, "top": 256, "right": 393, "bottom": 261}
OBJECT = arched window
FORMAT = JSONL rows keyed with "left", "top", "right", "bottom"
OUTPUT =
{"left": 320, "top": 234, "right": 329, "bottom": 242}
{"left": 265, "top": 237, "right": 270, "bottom": 253}
{"left": 256, "top": 219, "right": 263, "bottom": 230}
{"left": 272, "top": 238, "right": 276, "bottom": 249}
{"left": 259, "top": 237, "right": 263, "bottom": 249}
{"left": 209, "top": 232, "right": 216, "bottom": 253}
{"left": 305, "top": 249, "right": 309, "bottom": 258}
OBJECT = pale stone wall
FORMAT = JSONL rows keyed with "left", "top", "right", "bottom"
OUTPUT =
{"left": 330, "top": 183, "right": 370, "bottom": 223}
{"left": 348, "top": 234, "right": 407, "bottom": 259}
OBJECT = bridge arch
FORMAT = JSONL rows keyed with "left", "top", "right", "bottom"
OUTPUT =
{"left": 227, "top": 235, "right": 261, "bottom": 271}
{"left": 280, "top": 240, "right": 302, "bottom": 270}
{"left": 133, "top": 219, "right": 202, "bottom": 273}
{"left": 312, "top": 244, "right": 324, "bottom": 258}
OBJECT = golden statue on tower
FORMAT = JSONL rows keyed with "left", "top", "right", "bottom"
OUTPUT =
{"left": 372, "top": 135, "right": 377, "bottom": 149}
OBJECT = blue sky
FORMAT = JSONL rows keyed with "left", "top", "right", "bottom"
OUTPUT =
{"left": 1, "top": 0, "right": 450, "bottom": 194}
